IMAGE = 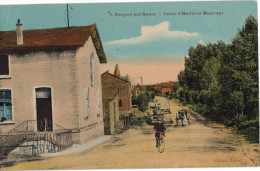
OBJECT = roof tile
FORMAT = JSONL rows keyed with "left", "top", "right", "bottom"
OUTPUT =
{"left": 0, "top": 25, "right": 95, "bottom": 52}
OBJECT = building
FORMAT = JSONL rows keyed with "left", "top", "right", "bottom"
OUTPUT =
{"left": 154, "top": 81, "right": 176, "bottom": 95}
{"left": 132, "top": 85, "right": 147, "bottom": 96}
{"left": 0, "top": 20, "right": 107, "bottom": 150}
{"left": 102, "top": 95, "right": 119, "bottom": 135}
{"left": 101, "top": 66, "right": 132, "bottom": 134}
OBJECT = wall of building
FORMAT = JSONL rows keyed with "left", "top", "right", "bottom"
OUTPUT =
{"left": 160, "top": 87, "right": 173, "bottom": 95}
{"left": 103, "top": 100, "right": 111, "bottom": 135}
{"left": 0, "top": 50, "right": 79, "bottom": 137}
{"left": 118, "top": 83, "right": 132, "bottom": 113}
{"left": 101, "top": 73, "right": 132, "bottom": 114}
{"left": 75, "top": 36, "right": 104, "bottom": 144}
{"left": 103, "top": 95, "right": 119, "bottom": 135}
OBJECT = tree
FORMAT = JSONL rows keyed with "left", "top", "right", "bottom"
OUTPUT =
{"left": 226, "top": 16, "right": 258, "bottom": 120}
{"left": 145, "top": 91, "right": 151, "bottom": 102}
{"left": 137, "top": 93, "right": 148, "bottom": 112}
{"left": 174, "top": 16, "right": 258, "bottom": 142}
{"left": 131, "top": 93, "right": 138, "bottom": 105}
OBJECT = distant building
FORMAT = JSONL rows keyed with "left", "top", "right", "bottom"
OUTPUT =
{"left": 154, "top": 81, "right": 176, "bottom": 95}
{"left": 133, "top": 86, "right": 141, "bottom": 96}
{"left": 101, "top": 65, "right": 132, "bottom": 134}
{"left": 132, "top": 85, "right": 146, "bottom": 96}
{"left": 0, "top": 20, "right": 107, "bottom": 152}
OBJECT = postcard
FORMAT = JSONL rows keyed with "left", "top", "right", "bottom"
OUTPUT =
{"left": 0, "top": 0, "right": 259, "bottom": 170}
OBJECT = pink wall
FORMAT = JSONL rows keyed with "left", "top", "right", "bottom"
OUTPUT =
{"left": 0, "top": 37, "right": 105, "bottom": 144}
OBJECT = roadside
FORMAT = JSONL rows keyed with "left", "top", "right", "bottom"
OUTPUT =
{"left": 2, "top": 97, "right": 259, "bottom": 170}
{"left": 0, "top": 135, "right": 112, "bottom": 168}
{"left": 168, "top": 97, "right": 260, "bottom": 166}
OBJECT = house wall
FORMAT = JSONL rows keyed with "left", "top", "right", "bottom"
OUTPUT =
{"left": 118, "top": 83, "right": 132, "bottom": 113}
{"left": 75, "top": 36, "right": 104, "bottom": 144}
{"left": 103, "top": 100, "right": 111, "bottom": 135}
{"left": 103, "top": 95, "right": 118, "bottom": 135}
{"left": 109, "top": 96, "right": 119, "bottom": 134}
{"left": 0, "top": 51, "right": 79, "bottom": 137}
{"left": 160, "top": 87, "right": 173, "bottom": 95}
{"left": 101, "top": 73, "right": 132, "bottom": 114}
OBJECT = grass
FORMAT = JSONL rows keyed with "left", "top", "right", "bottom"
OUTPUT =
{"left": 175, "top": 99, "right": 259, "bottom": 144}
{"left": 237, "top": 119, "right": 259, "bottom": 143}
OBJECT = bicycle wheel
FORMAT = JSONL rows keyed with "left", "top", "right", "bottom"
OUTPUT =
{"left": 158, "top": 136, "right": 165, "bottom": 153}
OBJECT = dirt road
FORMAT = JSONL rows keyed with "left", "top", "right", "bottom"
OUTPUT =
{"left": 2, "top": 97, "right": 259, "bottom": 170}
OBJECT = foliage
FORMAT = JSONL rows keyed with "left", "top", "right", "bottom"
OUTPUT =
{"left": 131, "top": 116, "right": 150, "bottom": 126}
{"left": 137, "top": 93, "right": 149, "bottom": 112}
{"left": 150, "top": 92, "right": 155, "bottom": 99}
{"left": 175, "top": 16, "right": 259, "bottom": 143}
{"left": 145, "top": 91, "right": 151, "bottom": 101}
{"left": 146, "top": 85, "right": 155, "bottom": 91}
{"left": 237, "top": 119, "right": 259, "bottom": 143}
{"left": 131, "top": 93, "right": 138, "bottom": 105}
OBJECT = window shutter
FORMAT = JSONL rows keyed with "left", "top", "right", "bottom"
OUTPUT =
{"left": 96, "top": 88, "right": 100, "bottom": 116}
{"left": 84, "top": 87, "right": 89, "bottom": 119}
{"left": 90, "top": 53, "right": 94, "bottom": 86}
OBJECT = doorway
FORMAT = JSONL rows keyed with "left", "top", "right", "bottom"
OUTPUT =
{"left": 36, "top": 88, "right": 53, "bottom": 132}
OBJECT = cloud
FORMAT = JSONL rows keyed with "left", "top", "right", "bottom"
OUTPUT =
{"left": 105, "top": 21, "right": 199, "bottom": 45}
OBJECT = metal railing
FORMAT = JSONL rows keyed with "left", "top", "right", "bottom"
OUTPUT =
{"left": 0, "top": 119, "right": 73, "bottom": 158}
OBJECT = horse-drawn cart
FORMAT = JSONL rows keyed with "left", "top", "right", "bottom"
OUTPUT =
{"left": 176, "top": 110, "right": 190, "bottom": 126}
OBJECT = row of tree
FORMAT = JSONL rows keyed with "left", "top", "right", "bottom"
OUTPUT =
{"left": 175, "top": 16, "right": 258, "bottom": 129}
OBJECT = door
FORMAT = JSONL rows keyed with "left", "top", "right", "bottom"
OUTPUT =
{"left": 36, "top": 88, "right": 53, "bottom": 132}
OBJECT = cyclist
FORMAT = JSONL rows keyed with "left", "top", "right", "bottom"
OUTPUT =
{"left": 154, "top": 122, "right": 166, "bottom": 147}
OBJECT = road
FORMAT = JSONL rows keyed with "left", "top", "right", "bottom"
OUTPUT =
{"left": 2, "top": 97, "right": 259, "bottom": 170}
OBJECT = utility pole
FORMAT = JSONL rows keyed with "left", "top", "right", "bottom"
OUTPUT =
{"left": 66, "top": 4, "right": 70, "bottom": 27}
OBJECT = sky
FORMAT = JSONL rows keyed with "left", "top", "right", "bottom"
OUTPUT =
{"left": 0, "top": 0, "right": 257, "bottom": 84}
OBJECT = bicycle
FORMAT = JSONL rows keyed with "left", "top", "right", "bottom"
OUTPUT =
{"left": 156, "top": 132, "right": 165, "bottom": 153}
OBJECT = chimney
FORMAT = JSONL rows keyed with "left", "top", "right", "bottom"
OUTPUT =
{"left": 16, "top": 19, "right": 23, "bottom": 45}
{"left": 114, "top": 64, "right": 120, "bottom": 77}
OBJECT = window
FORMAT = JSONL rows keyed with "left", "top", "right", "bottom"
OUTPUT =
{"left": 90, "top": 53, "right": 94, "bottom": 86}
{"left": 0, "top": 54, "right": 9, "bottom": 75}
{"left": 84, "top": 87, "right": 89, "bottom": 119}
{"left": 119, "top": 99, "right": 123, "bottom": 108}
{"left": 0, "top": 90, "right": 12, "bottom": 121}
{"left": 96, "top": 88, "right": 100, "bottom": 116}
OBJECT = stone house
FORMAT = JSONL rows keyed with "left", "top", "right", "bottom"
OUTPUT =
{"left": 0, "top": 20, "right": 107, "bottom": 145}
{"left": 102, "top": 95, "right": 119, "bottom": 135}
{"left": 101, "top": 66, "right": 132, "bottom": 134}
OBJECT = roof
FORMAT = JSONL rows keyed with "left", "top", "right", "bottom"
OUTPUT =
{"left": 155, "top": 81, "right": 176, "bottom": 89}
{"left": 0, "top": 25, "right": 107, "bottom": 63}
{"left": 101, "top": 72, "right": 131, "bottom": 84}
